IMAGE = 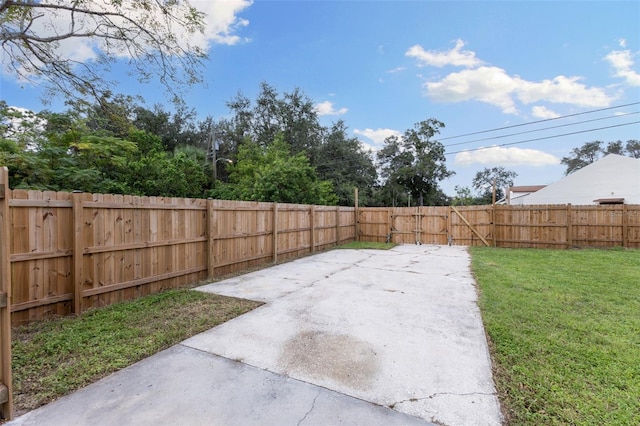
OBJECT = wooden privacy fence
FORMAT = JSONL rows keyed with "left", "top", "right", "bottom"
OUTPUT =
{"left": 4, "top": 191, "right": 355, "bottom": 326}
{"left": 357, "top": 204, "right": 640, "bottom": 248}
{"left": 0, "top": 170, "right": 639, "bottom": 419}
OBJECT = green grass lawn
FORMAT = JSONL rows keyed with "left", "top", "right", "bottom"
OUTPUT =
{"left": 471, "top": 247, "right": 640, "bottom": 425}
{"left": 11, "top": 289, "right": 260, "bottom": 416}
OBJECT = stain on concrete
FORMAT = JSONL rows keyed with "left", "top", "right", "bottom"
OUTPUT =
{"left": 279, "top": 331, "right": 379, "bottom": 390}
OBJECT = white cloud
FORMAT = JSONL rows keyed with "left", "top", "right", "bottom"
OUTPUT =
{"left": 354, "top": 128, "right": 401, "bottom": 146}
{"left": 454, "top": 146, "right": 560, "bottom": 166}
{"left": 387, "top": 66, "right": 406, "bottom": 74}
{"left": 531, "top": 106, "right": 560, "bottom": 119}
{"left": 425, "top": 66, "right": 519, "bottom": 114}
{"left": 618, "top": 38, "right": 627, "bottom": 48}
{"left": 516, "top": 75, "right": 612, "bottom": 106}
{"left": 604, "top": 49, "right": 640, "bottom": 87}
{"left": 410, "top": 39, "right": 616, "bottom": 115}
{"left": 191, "top": 0, "right": 252, "bottom": 47}
{"left": 424, "top": 65, "right": 612, "bottom": 114}
{"left": 406, "top": 39, "right": 483, "bottom": 68}
{"left": 314, "top": 101, "right": 348, "bottom": 116}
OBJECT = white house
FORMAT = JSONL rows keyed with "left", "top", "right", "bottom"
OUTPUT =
{"left": 510, "top": 154, "right": 640, "bottom": 205}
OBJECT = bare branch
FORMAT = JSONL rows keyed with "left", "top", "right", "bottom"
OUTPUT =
{"left": 0, "top": 0, "right": 208, "bottom": 103}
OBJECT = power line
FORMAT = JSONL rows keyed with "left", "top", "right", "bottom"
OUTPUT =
{"left": 445, "top": 121, "right": 640, "bottom": 156}
{"left": 438, "top": 102, "right": 640, "bottom": 141}
{"left": 444, "top": 111, "right": 640, "bottom": 148}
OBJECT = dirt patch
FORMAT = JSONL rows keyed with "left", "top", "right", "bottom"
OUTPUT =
{"left": 279, "top": 330, "right": 379, "bottom": 389}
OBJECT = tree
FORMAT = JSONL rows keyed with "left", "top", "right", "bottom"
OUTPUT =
{"left": 315, "top": 120, "right": 377, "bottom": 206}
{"left": 226, "top": 134, "right": 338, "bottom": 205}
{"left": 452, "top": 185, "right": 475, "bottom": 206}
{"left": 377, "top": 119, "right": 453, "bottom": 206}
{"left": 472, "top": 167, "right": 518, "bottom": 204}
{"left": 625, "top": 140, "right": 640, "bottom": 158}
{"left": 225, "top": 82, "right": 323, "bottom": 156}
{"left": 561, "top": 140, "right": 640, "bottom": 174}
{"left": 0, "top": 0, "right": 206, "bottom": 102}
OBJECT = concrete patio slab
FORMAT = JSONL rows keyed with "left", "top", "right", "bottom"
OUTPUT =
{"left": 187, "top": 245, "right": 502, "bottom": 425}
{"left": 8, "top": 245, "right": 502, "bottom": 426}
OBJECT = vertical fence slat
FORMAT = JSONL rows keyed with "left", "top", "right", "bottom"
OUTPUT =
{"left": 72, "top": 192, "right": 84, "bottom": 315}
{"left": 335, "top": 206, "right": 340, "bottom": 245}
{"left": 273, "top": 203, "right": 279, "bottom": 263}
{"left": 207, "top": 199, "right": 215, "bottom": 278}
{"left": 566, "top": 204, "right": 573, "bottom": 248}
{"left": 310, "top": 206, "right": 316, "bottom": 253}
{"left": 0, "top": 167, "right": 13, "bottom": 420}
{"left": 354, "top": 188, "right": 359, "bottom": 241}
{"left": 622, "top": 204, "right": 628, "bottom": 248}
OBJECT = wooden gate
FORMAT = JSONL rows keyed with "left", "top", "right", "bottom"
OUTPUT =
{"left": 0, "top": 167, "right": 13, "bottom": 419}
{"left": 450, "top": 206, "right": 492, "bottom": 246}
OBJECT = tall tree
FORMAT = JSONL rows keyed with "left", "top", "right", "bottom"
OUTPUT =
{"left": 472, "top": 167, "right": 518, "bottom": 204}
{"left": 0, "top": 0, "right": 206, "bottom": 102}
{"left": 315, "top": 120, "right": 377, "bottom": 206}
{"left": 225, "top": 134, "right": 337, "bottom": 205}
{"left": 225, "top": 83, "right": 323, "bottom": 156}
{"left": 561, "top": 140, "right": 639, "bottom": 174}
{"left": 377, "top": 119, "right": 453, "bottom": 206}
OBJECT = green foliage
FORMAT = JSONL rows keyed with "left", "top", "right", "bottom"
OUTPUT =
{"left": 561, "top": 139, "right": 639, "bottom": 174}
{"left": 229, "top": 135, "right": 338, "bottom": 205}
{"left": 315, "top": 120, "right": 377, "bottom": 206}
{"left": 377, "top": 119, "right": 454, "bottom": 206}
{"left": 472, "top": 247, "right": 640, "bottom": 425}
{"left": 452, "top": 185, "right": 475, "bottom": 206}
{"left": 472, "top": 166, "right": 518, "bottom": 203}
{"left": 227, "top": 82, "right": 323, "bottom": 156}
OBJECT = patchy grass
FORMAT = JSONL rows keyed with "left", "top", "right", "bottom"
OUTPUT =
{"left": 11, "top": 289, "right": 260, "bottom": 416}
{"left": 471, "top": 247, "right": 640, "bottom": 425}
{"left": 337, "top": 241, "right": 396, "bottom": 250}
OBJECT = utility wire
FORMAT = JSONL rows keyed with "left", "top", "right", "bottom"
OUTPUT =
{"left": 444, "top": 111, "right": 640, "bottom": 148}
{"left": 438, "top": 102, "right": 640, "bottom": 141}
{"left": 445, "top": 121, "right": 640, "bottom": 156}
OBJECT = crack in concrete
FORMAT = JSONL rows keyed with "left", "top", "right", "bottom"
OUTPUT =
{"left": 389, "top": 391, "right": 498, "bottom": 409}
{"left": 297, "top": 390, "right": 321, "bottom": 426}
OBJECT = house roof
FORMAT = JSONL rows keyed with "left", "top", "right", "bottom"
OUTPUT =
{"left": 511, "top": 154, "right": 640, "bottom": 205}
{"left": 509, "top": 185, "right": 547, "bottom": 193}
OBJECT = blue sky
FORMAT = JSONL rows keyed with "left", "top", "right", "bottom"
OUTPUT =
{"left": 2, "top": 0, "right": 639, "bottom": 197}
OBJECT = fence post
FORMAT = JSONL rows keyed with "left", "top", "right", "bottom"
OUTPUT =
{"left": 388, "top": 207, "right": 393, "bottom": 243}
{"left": 447, "top": 206, "right": 453, "bottom": 246}
{"left": 354, "top": 188, "right": 359, "bottom": 241}
{"left": 0, "top": 167, "right": 13, "bottom": 420}
{"left": 207, "top": 199, "right": 215, "bottom": 278}
{"left": 566, "top": 204, "right": 573, "bottom": 249}
{"left": 335, "top": 206, "right": 340, "bottom": 245}
{"left": 491, "top": 204, "right": 497, "bottom": 247}
{"left": 310, "top": 205, "right": 316, "bottom": 253}
{"left": 72, "top": 191, "right": 84, "bottom": 315}
{"left": 622, "top": 204, "right": 628, "bottom": 248}
{"left": 273, "top": 203, "right": 279, "bottom": 263}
